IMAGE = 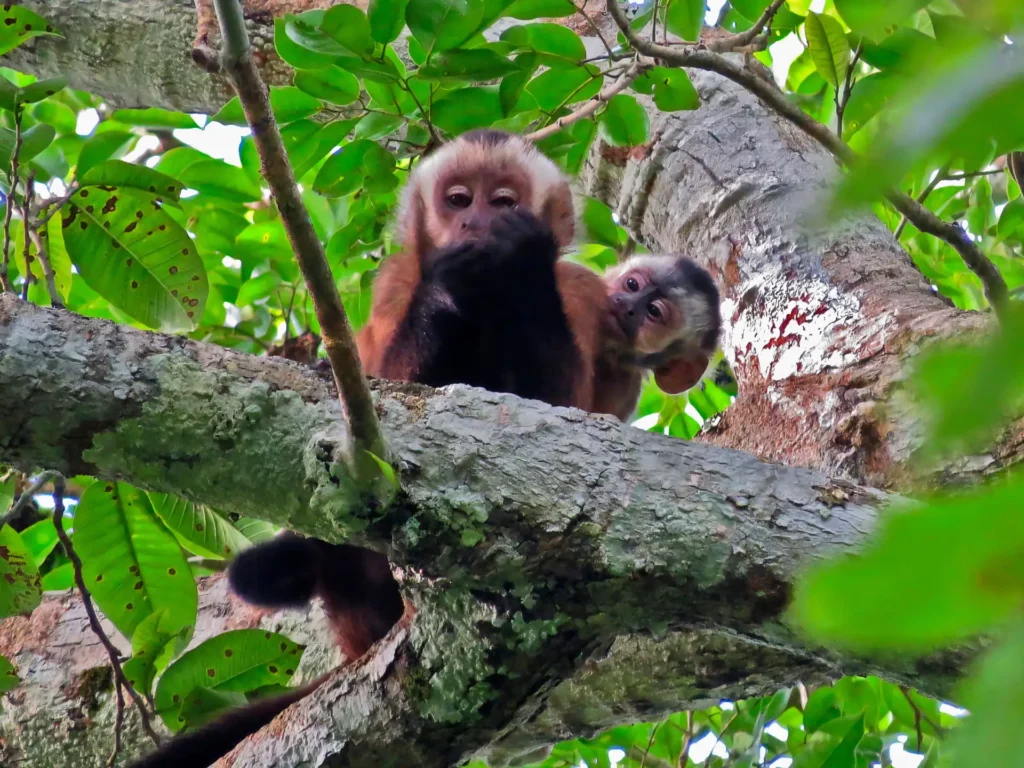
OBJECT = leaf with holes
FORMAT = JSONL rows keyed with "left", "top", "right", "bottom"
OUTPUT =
{"left": 19, "top": 519, "right": 58, "bottom": 568}
{"left": 80, "top": 160, "right": 185, "bottom": 206}
{"left": 0, "top": 6, "right": 61, "bottom": 57}
{"left": 73, "top": 482, "right": 196, "bottom": 641}
{"left": 0, "top": 655, "right": 19, "bottom": 694}
{"left": 62, "top": 186, "right": 208, "bottom": 332}
{"left": 599, "top": 94, "right": 649, "bottom": 147}
{"left": 149, "top": 493, "right": 253, "bottom": 561}
{"left": 123, "top": 608, "right": 191, "bottom": 699}
{"left": 0, "top": 526, "right": 41, "bottom": 618}
{"left": 805, "top": 12, "right": 851, "bottom": 89}
{"left": 154, "top": 629, "right": 305, "bottom": 732}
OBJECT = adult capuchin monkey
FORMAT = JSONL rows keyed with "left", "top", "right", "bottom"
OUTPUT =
{"left": 129, "top": 130, "right": 610, "bottom": 768}
{"left": 592, "top": 253, "right": 723, "bottom": 421}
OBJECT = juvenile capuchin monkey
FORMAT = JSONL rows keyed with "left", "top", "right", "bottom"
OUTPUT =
{"left": 129, "top": 130, "right": 610, "bottom": 768}
{"left": 592, "top": 254, "right": 722, "bottom": 421}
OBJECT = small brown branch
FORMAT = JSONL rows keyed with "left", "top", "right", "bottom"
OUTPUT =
{"left": 108, "top": 681, "right": 125, "bottom": 767}
{"left": 27, "top": 226, "right": 62, "bottom": 308}
{"left": 1, "top": 470, "right": 54, "bottom": 527}
{"left": 526, "top": 58, "right": 652, "bottom": 141}
{"left": 835, "top": 43, "right": 862, "bottom": 141}
{"left": 20, "top": 171, "right": 34, "bottom": 301}
{"left": 894, "top": 161, "right": 952, "bottom": 240}
{"left": 679, "top": 711, "right": 694, "bottom": 767}
{"left": 1, "top": 107, "right": 23, "bottom": 295}
{"left": 209, "top": 0, "right": 386, "bottom": 465}
{"left": 51, "top": 474, "right": 163, "bottom": 747}
{"left": 900, "top": 686, "right": 946, "bottom": 744}
{"left": 706, "top": 0, "right": 785, "bottom": 53}
{"left": 605, "top": 0, "right": 1009, "bottom": 317}
{"left": 570, "top": 0, "right": 617, "bottom": 61}
{"left": 34, "top": 184, "right": 78, "bottom": 230}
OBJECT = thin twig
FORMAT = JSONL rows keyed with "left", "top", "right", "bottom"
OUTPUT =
{"left": 51, "top": 475, "right": 163, "bottom": 747}
{"left": 34, "top": 183, "right": 78, "bottom": 229}
{"left": 1, "top": 107, "right": 24, "bottom": 294}
{"left": 27, "top": 226, "right": 62, "bottom": 308}
{"left": 835, "top": 43, "right": 862, "bottom": 141}
{"left": 706, "top": 0, "right": 785, "bottom": 53}
{"left": 526, "top": 58, "right": 652, "bottom": 141}
{"left": 679, "top": 711, "right": 694, "bottom": 767}
{"left": 946, "top": 169, "right": 1004, "bottom": 180}
{"left": 209, "top": 0, "right": 386, "bottom": 465}
{"left": 1, "top": 470, "right": 54, "bottom": 527}
{"left": 20, "top": 171, "right": 34, "bottom": 301}
{"left": 894, "top": 161, "right": 952, "bottom": 240}
{"left": 188, "top": 556, "right": 230, "bottom": 572}
{"left": 108, "top": 681, "right": 125, "bottom": 767}
{"left": 570, "top": 0, "right": 617, "bottom": 60}
{"left": 900, "top": 685, "right": 945, "bottom": 744}
{"left": 604, "top": 0, "right": 1009, "bottom": 317}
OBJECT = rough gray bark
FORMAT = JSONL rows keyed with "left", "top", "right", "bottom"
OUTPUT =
{"left": 577, "top": 67, "right": 999, "bottom": 490}
{"left": 0, "top": 295, "right": 976, "bottom": 767}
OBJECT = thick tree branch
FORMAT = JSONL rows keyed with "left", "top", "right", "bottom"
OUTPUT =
{"left": 603, "top": 0, "right": 1008, "bottom": 317}
{"left": 208, "top": 0, "right": 384, "bottom": 464}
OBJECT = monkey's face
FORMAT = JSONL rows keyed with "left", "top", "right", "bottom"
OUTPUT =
{"left": 429, "top": 167, "right": 533, "bottom": 249}
{"left": 605, "top": 265, "right": 684, "bottom": 357}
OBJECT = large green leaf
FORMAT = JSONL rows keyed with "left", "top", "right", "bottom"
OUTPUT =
{"left": 835, "top": 0, "right": 930, "bottom": 40}
{"left": 178, "top": 160, "right": 262, "bottom": 203}
{"left": 525, "top": 65, "right": 602, "bottom": 111}
{"left": 500, "top": 23, "right": 585, "bottom": 63}
{"left": 276, "top": 16, "right": 338, "bottom": 70}
{"left": 0, "top": 6, "right": 61, "bottom": 57}
{"left": 313, "top": 139, "right": 396, "bottom": 197}
{"left": 62, "top": 186, "right": 209, "bottom": 332}
{"left": 123, "top": 608, "right": 191, "bottom": 699}
{"left": 502, "top": 0, "right": 575, "bottom": 19}
{"left": 805, "top": 12, "right": 850, "bottom": 89}
{"left": 73, "top": 482, "right": 196, "bottom": 640}
{"left": 662, "top": 0, "right": 705, "bottom": 42}
{"left": 0, "top": 76, "right": 69, "bottom": 111}
{"left": 41, "top": 563, "right": 73, "bottom": 591}
{"left": 791, "top": 473, "right": 1024, "bottom": 652}
{"left": 109, "top": 108, "right": 199, "bottom": 130}
{"left": 149, "top": 493, "right": 253, "bottom": 560}
{"left": 294, "top": 66, "right": 361, "bottom": 106}
{"left": 633, "top": 67, "right": 700, "bottom": 112}
{"left": 0, "top": 655, "right": 19, "bottom": 694}
{"left": 599, "top": 94, "right": 649, "bottom": 147}
{"left": 80, "top": 160, "right": 185, "bottom": 206}
{"left": 176, "top": 687, "right": 247, "bottom": 730}
{"left": 321, "top": 5, "right": 375, "bottom": 55}
{"left": 154, "top": 629, "right": 305, "bottom": 732}
{"left": 368, "top": 0, "right": 410, "bottom": 43}
{"left": 213, "top": 87, "right": 322, "bottom": 126}
{"left": 19, "top": 519, "right": 58, "bottom": 568}
{"left": 0, "top": 526, "right": 41, "bottom": 618}
{"left": 0, "top": 123, "right": 54, "bottom": 169}
{"left": 77, "top": 131, "right": 136, "bottom": 177}
{"left": 233, "top": 518, "right": 278, "bottom": 544}
{"left": 418, "top": 49, "right": 521, "bottom": 82}
{"left": 432, "top": 86, "right": 504, "bottom": 133}
{"left": 407, "top": 0, "right": 484, "bottom": 54}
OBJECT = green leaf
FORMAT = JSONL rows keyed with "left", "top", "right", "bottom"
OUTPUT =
{"left": 432, "top": 86, "right": 504, "bottom": 133}
{"left": 662, "top": 0, "right": 705, "bottom": 42}
{"left": 40, "top": 562, "right": 73, "bottom": 591}
{"left": 0, "top": 526, "right": 41, "bottom": 618}
{"left": 582, "top": 197, "right": 624, "bottom": 248}
{"left": 321, "top": 5, "right": 375, "bottom": 55}
{"left": 407, "top": 0, "right": 484, "bottom": 54}
{"left": 109, "top": 108, "right": 199, "bottom": 129}
{"left": 835, "top": 0, "right": 930, "bottom": 41}
{"left": 63, "top": 187, "right": 209, "bottom": 332}
{"left": 792, "top": 472, "right": 1024, "bottom": 652}
{"left": 0, "top": 655, "right": 19, "bottom": 694}
{"left": 369, "top": 0, "right": 410, "bottom": 43}
{"left": 599, "top": 94, "right": 649, "bottom": 147}
{"left": 499, "top": 53, "right": 538, "bottom": 115}
{"left": 32, "top": 100, "right": 77, "bottom": 134}
{"left": 502, "top": 0, "right": 576, "bottom": 20}
{"left": 123, "top": 608, "right": 190, "bottom": 698}
{"left": 213, "top": 87, "right": 322, "bottom": 126}
{"left": 0, "top": 475, "right": 13, "bottom": 516}
{"left": 353, "top": 112, "right": 404, "bottom": 142}
{"left": 0, "top": 123, "right": 55, "bottom": 169}
{"left": 233, "top": 518, "right": 277, "bottom": 544}
{"left": 633, "top": 67, "right": 700, "bottom": 112}
{"left": 77, "top": 131, "right": 136, "bottom": 178}
{"left": 80, "top": 160, "right": 185, "bottom": 205}
{"left": 792, "top": 714, "right": 865, "bottom": 768}
{"left": 235, "top": 270, "right": 284, "bottom": 308}
{"left": 526, "top": 65, "right": 602, "bottom": 112}
{"left": 176, "top": 687, "right": 247, "bottom": 730}
{"left": 149, "top": 493, "right": 253, "bottom": 560}
{"left": 805, "top": 12, "right": 850, "bottom": 89}
{"left": 154, "top": 629, "right": 305, "bottom": 732}
{"left": 841, "top": 71, "right": 903, "bottom": 136}
{"left": 178, "top": 159, "right": 263, "bottom": 203}
{"left": 999, "top": 197, "right": 1024, "bottom": 242}
{"left": 313, "top": 139, "right": 397, "bottom": 197}
{"left": 13, "top": 76, "right": 68, "bottom": 106}
{"left": 731, "top": 0, "right": 770, "bottom": 21}
{"left": 19, "top": 519, "right": 58, "bottom": 568}
{"left": 275, "top": 16, "right": 338, "bottom": 70}
{"left": 294, "top": 66, "right": 361, "bottom": 106}
{"left": 0, "top": 6, "right": 61, "bottom": 57}
{"left": 803, "top": 687, "right": 840, "bottom": 731}
{"left": 73, "top": 482, "right": 196, "bottom": 640}
{"left": 500, "top": 23, "right": 585, "bottom": 62}
{"left": 418, "top": 49, "right": 521, "bottom": 82}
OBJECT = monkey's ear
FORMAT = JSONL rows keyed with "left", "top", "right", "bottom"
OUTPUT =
{"left": 653, "top": 353, "right": 709, "bottom": 395}
{"left": 541, "top": 181, "right": 575, "bottom": 247}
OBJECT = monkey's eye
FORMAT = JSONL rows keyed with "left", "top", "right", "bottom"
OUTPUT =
{"left": 625, "top": 277, "right": 640, "bottom": 292}
{"left": 446, "top": 188, "right": 472, "bottom": 208}
{"left": 490, "top": 189, "right": 518, "bottom": 208}
{"left": 646, "top": 303, "right": 662, "bottom": 320}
